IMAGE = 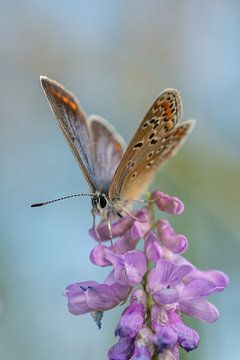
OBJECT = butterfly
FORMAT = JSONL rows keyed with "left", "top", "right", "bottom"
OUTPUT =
{"left": 32, "top": 76, "right": 195, "bottom": 236}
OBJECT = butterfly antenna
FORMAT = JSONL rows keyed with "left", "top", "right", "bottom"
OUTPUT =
{"left": 31, "top": 193, "right": 93, "bottom": 208}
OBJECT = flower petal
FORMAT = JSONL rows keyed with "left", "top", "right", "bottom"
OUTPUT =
{"left": 89, "top": 214, "right": 135, "bottom": 241}
{"left": 152, "top": 288, "right": 179, "bottom": 305}
{"left": 152, "top": 190, "right": 184, "bottom": 215}
{"left": 130, "top": 208, "right": 151, "bottom": 240}
{"left": 114, "top": 230, "right": 138, "bottom": 254}
{"left": 115, "top": 303, "right": 145, "bottom": 337}
{"left": 153, "top": 325, "right": 178, "bottom": 352}
{"left": 130, "top": 289, "right": 147, "bottom": 309}
{"left": 157, "top": 347, "right": 179, "bottom": 360}
{"left": 106, "top": 250, "right": 147, "bottom": 287}
{"left": 64, "top": 281, "right": 98, "bottom": 314}
{"left": 104, "top": 271, "right": 131, "bottom": 300}
{"left": 123, "top": 251, "right": 147, "bottom": 286}
{"left": 180, "top": 298, "right": 220, "bottom": 322}
{"left": 151, "top": 304, "right": 168, "bottom": 331}
{"left": 157, "top": 219, "right": 188, "bottom": 254}
{"left": 132, "top": 342, "right": 152, "bottom": 360}
{"left": 183, "top": 269, "right": 229, "bottom": 292}
{"left": 64, "top": 277, "right": 130, "bottom": 315}
{"left": 168, "top": 311, "right": 200, "bottom": 351}
{"left": 180, "top": 278, "right": 217, "bottom": 299}
{"left": 144, "top": 230, "right": 163, "bottom": 262}
{"left": 156, "top": 260, "right": 192, "bottom": 287}
{"left": 90, "top": 244, "right": 113, "bottom": 266}
{"left": 108, "top": 336, "right": 134, "bottom": 360}
{"left": 85, "top": 284, "right": 122, "bottom": 311}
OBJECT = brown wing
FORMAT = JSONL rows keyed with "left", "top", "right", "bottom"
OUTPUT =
{"left": 109, "top": 89, "right": 195, "bottom": 201}
{"left": 40, "top": 76, "right": 95, "bottom": 192}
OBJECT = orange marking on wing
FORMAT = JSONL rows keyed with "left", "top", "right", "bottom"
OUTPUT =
{"left": 163, "top": 101, "right": 172, "bottom": 120}
{"left": 52, "top": 90, "right": 77, "bottom": 110}
{"left": 52, "top": 89, "right": 61, "bottom": 98}
{"left": 62, "top": 96, "right": 69, "bottom": 103}
{"left": 114, "top": 143, "right": 122, "bottom": 151}
{"left": 69, "top": 101, "right": 77, "bottom": 110}
{"left": 165, "top": 120, "right": 173, "bottom": 130}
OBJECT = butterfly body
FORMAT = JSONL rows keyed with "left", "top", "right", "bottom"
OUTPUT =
{"left": 39, "top": 76, "right": 195, "bottom": 229}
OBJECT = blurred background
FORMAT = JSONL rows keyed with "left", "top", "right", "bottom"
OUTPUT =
{"left": 0, "top": 0, "right": 239, "bottom": 359}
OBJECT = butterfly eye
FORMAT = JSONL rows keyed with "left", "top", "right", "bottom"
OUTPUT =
{"left": 99, "top": 195, "right": 108, "bottom": 209}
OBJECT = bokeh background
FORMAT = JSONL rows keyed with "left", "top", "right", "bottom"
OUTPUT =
{"left": 1, "top": 0, "right": 239, "bottom": 359}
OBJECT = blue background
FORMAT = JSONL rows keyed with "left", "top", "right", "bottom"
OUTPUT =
{"left": 0, "top": 1, "right": 239, "bottom": 359}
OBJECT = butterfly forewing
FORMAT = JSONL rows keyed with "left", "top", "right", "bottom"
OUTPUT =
{"left": 109, "top": 89, "right": 195, "bottom": 201}
{"left": 40, "top": 76, "right": 96, "bottom": 192}
{"left": 89, "top": 116, "right": 125, "bottom": 193}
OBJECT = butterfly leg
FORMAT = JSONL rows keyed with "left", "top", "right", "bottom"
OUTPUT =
{"left": 106, "top": 211, "right": 114, "bottom": 248}
{"left": 121, "top": 207, "right": 148, "bottom": 223}
{"left": 130, "top": 198, "right": 154, "bottom": 204}
{"left": 91, "top": 208, "right": 101, "bottom": 243}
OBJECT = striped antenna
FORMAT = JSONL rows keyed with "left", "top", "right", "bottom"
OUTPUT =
{"left": 31, "top": 193, "right": 93, "bottom": 207}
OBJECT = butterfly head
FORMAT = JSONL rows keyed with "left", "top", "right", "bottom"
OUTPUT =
{"left": 91, "top": 191, "right": 109, "bottom": 215}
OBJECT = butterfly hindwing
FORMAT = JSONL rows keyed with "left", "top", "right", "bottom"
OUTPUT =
{"left": 88, "top": 116, "right": 125, "bottom": 193}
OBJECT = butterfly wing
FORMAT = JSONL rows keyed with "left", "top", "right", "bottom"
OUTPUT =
{"left": 41, "top": 76, "right": 126, "bottom": 194}
{"left": 40, "top": 76, "right": 96, "bottom": 192}
{"left": 88, "top": 115, "right": 125, "bottom": 193}
{"left": 109, "top": 89, "right": 195, "bottom": 201}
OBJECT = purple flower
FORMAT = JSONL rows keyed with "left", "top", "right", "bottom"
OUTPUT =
{"left": 147, "top": 259, "right": 193, "bottom": 304}
{"left": 130, "top": 289, "right": 147, "bottom": 309}
{"left": 151, "top": 323, "right": 178, "bottom": 352}
{"left": 111, "top": 250, "right": 147, "bottom": 287}
{"left": 130, "top": 208, "right": 151, "bottom": 240}
{"left": 89, "top": 207, "right": 150, "bottom": 242}
{"left": 114, "top": 230, "right": 139, "bottom": 254}
{"left": 151, "top": 305, "right": 200, "bottom": 353}
{"left": 168, "top": 310, "right": 200, "bottom": 351}
{"left": 90, "top": 245, "right": 147, "bottom": 286}
{"left": 131, "top": 327, "right": 153, "bottom": 360}
{"left": 178, "top": 278, "right": 220, "bottom": 322}
{"left": 108, "top": 336, "right": 134, "bottom": 360}
{"left": 157, "top": 219, "right": 188, "bottom": 254}
{"left": 152, "top": 190, "right": 184, "bottom": 215}
{"left": 89, "top": 215, "right": 135, "bottom": 242}
{"left": 183, "top": 268, "right": 229, "bottom": 292}
{"left": 65, "top": 272, "right": 130, "bottom": 315}
{"left": 90, "top": 244, "right": 113, "bottom": 266}
{"left": 144, "top": 230, "right": 163, "bottom": 262}
{"left": 115, "top": 302, "right": 145, "bottom": 338}
{"left": 64, "top": 188, "right": 228, "bottom": 359}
